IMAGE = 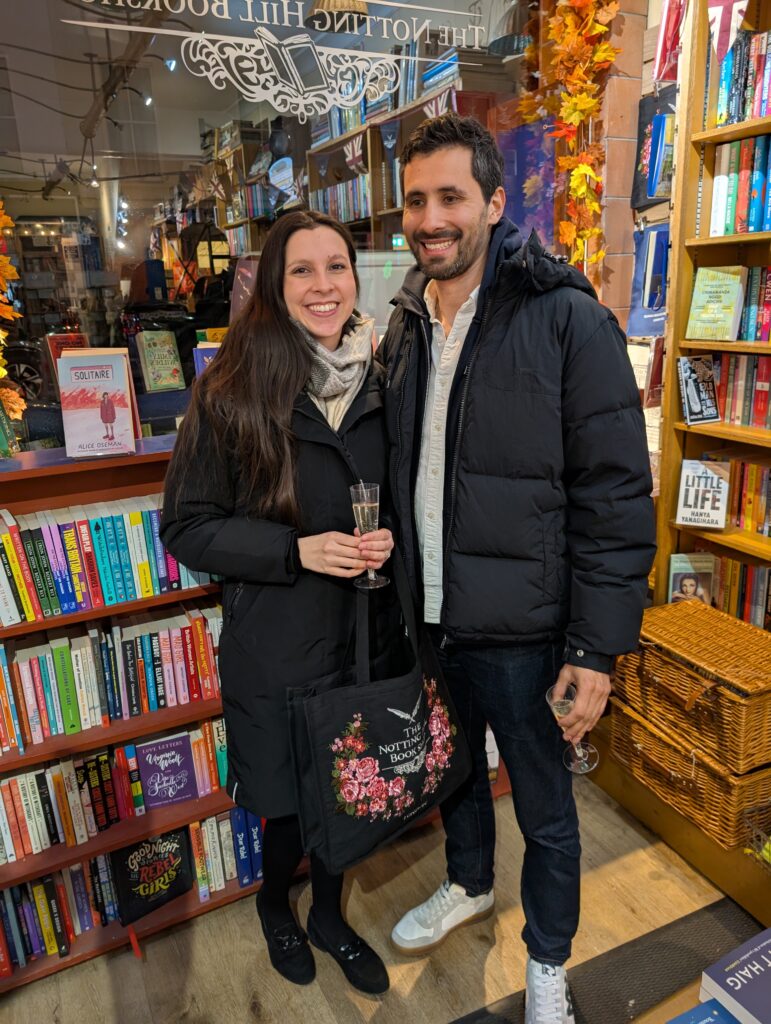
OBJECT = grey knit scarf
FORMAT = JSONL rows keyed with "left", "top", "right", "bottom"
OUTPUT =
{"left": 303, "top": 317, "right": 372, "bottom": 397}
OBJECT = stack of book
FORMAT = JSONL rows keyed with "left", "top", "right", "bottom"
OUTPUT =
{"left": 0, "top": 604, "right": 222, "bottom": 753}
{"left": 0, "top": 499, "right": 213, "bottom": 630}
{"left": 709, "top": 137, "right": 771, "bottom": 237}
{"left": 309, "top": 175, "right": 371, "bottom": 223}
{"left": 676, "top": 353, "right": 771, "bottom": 431}
{"left": 421, "top": 48, "right": 460, "bottom": 94}
{"left": 670, "top": 549, "right": 771, "bottom": 629}
{"left": 224, "top": 223, "right": 250, "bottom": 256}
{"left": 0, "top": 722, "right": 221, "bottom": 866}
{"left": 245, "top": 182, "right": 271, "bottom": 220}
{"left": 0, "top": 812, "right": 264, "bottom": 976}
{"left": 713, "top": 29, "right": 771, "bottom": 127}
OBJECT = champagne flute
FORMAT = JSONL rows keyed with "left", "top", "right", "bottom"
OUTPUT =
{"left": 350, "top": 482, "right": 389, "bottom": 591}
{"left": 545, "top": 683, "right": 600, "bottom": 774}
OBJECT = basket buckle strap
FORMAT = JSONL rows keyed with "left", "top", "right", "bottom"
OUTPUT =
{"left": 638, "top": 749, "right": 702, "bottom": 797}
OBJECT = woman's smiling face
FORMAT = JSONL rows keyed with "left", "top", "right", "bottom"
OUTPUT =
{"left": 283, "top": 226, "right": 358, "bottom": 350}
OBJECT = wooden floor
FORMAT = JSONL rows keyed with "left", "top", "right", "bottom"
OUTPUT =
{"left": 0, "top": 781, "right": 721, "bottom": 1024}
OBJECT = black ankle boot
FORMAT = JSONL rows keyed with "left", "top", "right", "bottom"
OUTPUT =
{"left": 307, "top": 907, "right": 389, "bottom": 995}
{"left": 256, "top": 891, "right": 316, "bottom": 985}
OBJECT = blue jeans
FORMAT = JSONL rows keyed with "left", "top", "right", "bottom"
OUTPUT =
{"left": 432, "top": 632, "right": 580, "bottom": 966}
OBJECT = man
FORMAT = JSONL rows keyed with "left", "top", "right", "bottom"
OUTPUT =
{"left": 369, "top": 113, "right": 656, "bottom": 1024}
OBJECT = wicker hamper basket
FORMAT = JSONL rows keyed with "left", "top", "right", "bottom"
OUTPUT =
{"left": 609, "top": 697, "right": 771, "bottom": 847}
{"left": 614, "top": 602, "right": 771, "bottom": 774}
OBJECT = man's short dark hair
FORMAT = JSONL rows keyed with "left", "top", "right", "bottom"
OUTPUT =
{"left": 399, "top": 112, "right": 505, "bottom": 203}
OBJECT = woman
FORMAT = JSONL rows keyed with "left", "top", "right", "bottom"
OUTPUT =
{"left": 160, "top": 211, "right": 396, "bottom": 995}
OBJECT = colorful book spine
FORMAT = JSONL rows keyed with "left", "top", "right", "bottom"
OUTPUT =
{"left": 88, "top": 516, "right": 118, "bottom": 606}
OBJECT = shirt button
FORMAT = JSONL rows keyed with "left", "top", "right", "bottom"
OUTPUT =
{"left": 576, "top": 649, "right": 584, "bottom": 657}
{"left": 428, "top": 512, "right": 435, "bottom": 521}
{"left": 428, "top": 552, "right": 435, "bottom": 560}
{"left": 432, "top": 468, "right": 439, "bottom": 476}
{"left": 434, "top": 422, "right": 441, "bottom": 431}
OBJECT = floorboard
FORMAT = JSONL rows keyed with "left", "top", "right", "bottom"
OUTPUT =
{"left": 0, "top": 780, "right": 722, "bottom": 1024}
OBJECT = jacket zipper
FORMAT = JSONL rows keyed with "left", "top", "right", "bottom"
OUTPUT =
{"left": 440, "top": 271, "right": 501, "bottom": 643}
{"left": 228, "top": 581, "right": 244, "bottom": 622}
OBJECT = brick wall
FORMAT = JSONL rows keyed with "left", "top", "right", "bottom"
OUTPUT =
{"left": 599, "top": 0, "right": 648, "bottom": 329}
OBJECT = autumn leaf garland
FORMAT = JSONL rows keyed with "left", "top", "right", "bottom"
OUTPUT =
{"left": 519, "top": 0, "right": 621, "bottom": 269}
{"left": 0, "top": 199, "right": 25, "bottom": 425}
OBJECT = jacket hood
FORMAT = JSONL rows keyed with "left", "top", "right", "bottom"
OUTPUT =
{"left": 392, "top": 218, "right": 596, "bottom": 316}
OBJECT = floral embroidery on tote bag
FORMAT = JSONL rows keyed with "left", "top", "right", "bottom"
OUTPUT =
{"left": 329, "top": 678, "right": 457, "bottom": 821}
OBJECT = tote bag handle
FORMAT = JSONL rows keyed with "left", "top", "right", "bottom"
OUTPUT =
{"left": 355, "top": 548, "right": 420, "bottom": 686}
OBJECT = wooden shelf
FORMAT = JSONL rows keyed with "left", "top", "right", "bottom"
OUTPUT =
{"left": 309, "top": 122, "right": 367, "bottom": 156}
{"left": 691, "top": 114, "right": 771, "bottom": 145}
{"left": 685, "top": 230, "right": 771, "bottom": 247}
{"left": 0, "top": 768, "right": 512, "bottom": 991}
{"left": 2, "top": 789, "right": 234, "bottom": 889}
{"left": 0, "top": 696, "right": 222, "bottom": 775}
{"left": 679, "top": 339, "right": 771, "bottom": 353}
{"left": 220, "top": 218, "right": 248, "bottom": 229}
{"left": 375, "top": 207, "right": 403, "bottom": 217}
{"left": 0, "top": 867, "right": 276, "bottom": 993}
{"left": 673, "top": 420, "right": 771, "bottom": 447}
{"left": 670, "top": 522, "right": 771, "bottom": 561}
{"left": 0, "top": 583, "right": 220, "bottom": 642}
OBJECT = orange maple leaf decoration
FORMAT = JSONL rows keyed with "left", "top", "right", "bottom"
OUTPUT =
{"left": 517, "top": 0, "right": 620, "bottom": 271}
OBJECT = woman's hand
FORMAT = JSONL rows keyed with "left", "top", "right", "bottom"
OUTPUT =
{"left": 298, "top": 532, "right": 368, "bottom": 577}
{"left": 356, "top": 528, "right": 394, "bottom": 570}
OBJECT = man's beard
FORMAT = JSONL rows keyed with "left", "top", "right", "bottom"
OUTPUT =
{"left": 410, "top": 214, "right": 489, "bottom": 280}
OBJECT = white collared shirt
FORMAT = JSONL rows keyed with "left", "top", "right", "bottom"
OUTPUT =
{"left": 415, "top": 281, "right": 480, "bottom": 623}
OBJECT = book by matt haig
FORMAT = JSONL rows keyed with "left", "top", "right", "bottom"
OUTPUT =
{"left": 700, "top": 927, "right": 771, "bottom": 1024}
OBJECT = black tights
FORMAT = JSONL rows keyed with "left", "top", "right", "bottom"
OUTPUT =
{"left": 260, "top": 815, "right": 348, "bottom": 942}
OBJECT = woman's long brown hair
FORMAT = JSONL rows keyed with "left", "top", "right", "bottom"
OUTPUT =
{"left": 171, "top": 210, "right": 359, "bottom": 526}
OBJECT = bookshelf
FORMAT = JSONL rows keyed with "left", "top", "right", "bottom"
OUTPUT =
{"left": 653, "top": 0, "right": 771, "bottom": 605}
{"left": 306, "top": 79, "right": 511, "bottom": 251}
{"left": 597, "top": 0, "right": 771, "bottom": 929}
{"left": 0, "top": 438, "right": 515, "bottom": 991}
{"left": 0, "top": 439, "right": 229, "bottom": 990}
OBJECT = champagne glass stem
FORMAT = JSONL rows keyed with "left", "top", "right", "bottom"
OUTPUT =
{"left": 573, "top": 740, "right": 587, "bottom": 761}
{"left": 367, "top": 567, "right": 377, "bottom": 582}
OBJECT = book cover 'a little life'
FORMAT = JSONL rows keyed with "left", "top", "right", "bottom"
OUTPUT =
{"left": 57, "top": 352, "right": 136, "bottom": 458}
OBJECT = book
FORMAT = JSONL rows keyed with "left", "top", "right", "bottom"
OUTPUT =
{"left": 685, "top": 267, "right": 748, "bottom": 341}
{"left": 700, "top": 927, "right": 771, "bottom": 1023}
{"left": 46, "top": 332, "right": 89, "bottom": 381}
{"left": 677, "top": 356, "right": 721, "bottom": 424}
{"left": 109, "top": 829, "right": 193, "bottom": 925}
{"left": 666, "top": 999, "right": 739, "bottom": 1022}
{"left": 135, "top": 732, "right": 198, "bottom": 809}
{"left": 668, "top": 552, "right": 719, "bottom": 606}
{"left": 57, "top": 349, "right": 136, "bottom": 458}
{"left": 135, "top": 331, "right": 185, "bottom": 393}
{"left": 676, "top": 460, "right": 731, "bottom": 529}
{"left": 192, "top": 343, "right": 221, "bottom": 377}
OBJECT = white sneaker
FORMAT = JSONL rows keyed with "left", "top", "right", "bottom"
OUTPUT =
{"left": 525, "top": 957, "right": 576, "bottom": 1024}
{"left": 390, "top": 879, "right": 495, "bottom": 954}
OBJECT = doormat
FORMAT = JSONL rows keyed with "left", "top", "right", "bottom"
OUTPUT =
{"left": 451, "top": 898, "right": 760, "bottom": 1024}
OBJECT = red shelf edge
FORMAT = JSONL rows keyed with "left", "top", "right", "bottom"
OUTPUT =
{"left": 0, "top": 697, "right": 223, "bottom": 776}
{"left": 2, "top": 790, "right": 233, "bottom": 889}
{"left": 0, "top": 584, "right": 221, "bottom": 643}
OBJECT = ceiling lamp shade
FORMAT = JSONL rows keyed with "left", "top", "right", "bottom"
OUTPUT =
{"left": 488, "top": 0, "right": 534, "bottom": 57}
{"left": 305, "top": 0, "right": 369, "bottom": 31}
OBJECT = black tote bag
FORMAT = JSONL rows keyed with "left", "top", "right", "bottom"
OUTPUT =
{"left": 287, "top": 554, "right": 470, "bottom": 874}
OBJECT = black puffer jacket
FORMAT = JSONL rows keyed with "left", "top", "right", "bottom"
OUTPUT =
{"left": 377, "top": 219, "right": 656, "bottom": 672}
{"left": 160, "top": 364, "right": 403, "bottom": 818}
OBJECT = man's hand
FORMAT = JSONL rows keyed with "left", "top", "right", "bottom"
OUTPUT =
{"left": 298, "top": 532, "right": 368, "bottom": 577}
{"left": 551, "top": 663, "right": 611, "bottom": 744}
{"left": 355, "top": 527, "right": 394, "bottom": 570}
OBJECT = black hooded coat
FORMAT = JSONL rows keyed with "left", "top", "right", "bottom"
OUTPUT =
{"left": 377, "top": 219, "right": 656, "bottom": 671}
